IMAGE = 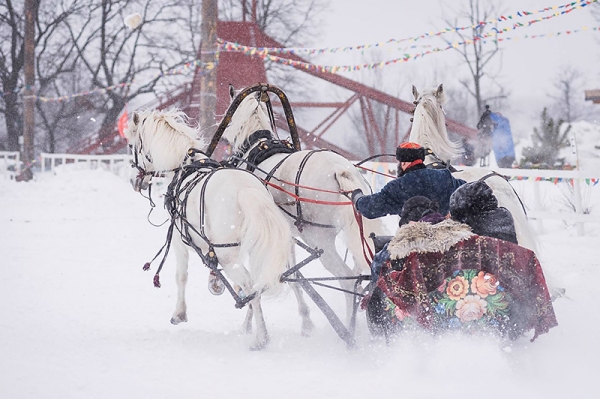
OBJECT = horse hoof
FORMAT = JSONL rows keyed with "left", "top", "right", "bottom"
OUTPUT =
{"left": 301, "top": 320, "right": 315, "bottom": 337}
{"left": 249, "top": 337, "right": 269, "bottom": 351}
{"left": 170, "top": 315, "right": 188, "bottom": 325}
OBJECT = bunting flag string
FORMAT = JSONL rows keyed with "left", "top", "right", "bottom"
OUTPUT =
{"left": 220, "top": 0, "right": 597, "bottom": 56}
{"left": 220, "top": 25, "right": 599, "bottom": 74}
{"left": 1, "top": 0, "right": 597, "bottom": 101}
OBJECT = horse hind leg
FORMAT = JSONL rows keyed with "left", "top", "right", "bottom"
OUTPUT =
{"left": 301, "top": 231, "right": 357, "bottom": 324}
{"left": 170, "top": 239, "right": 189, "bottom": 325}
{"left": 241, "top": 304, "right": 253, "bottom": 335}
{"left": 288, "top": 244, "right": 315, "bottom": 336}
{"left": 291, "top": 281, "right": 315, "bottom": 336}
{"left": 249, "top": 296, "right": 269, "bottom": 350}
{"left": 217, "top": 250, "right": 269, "bottom": 349}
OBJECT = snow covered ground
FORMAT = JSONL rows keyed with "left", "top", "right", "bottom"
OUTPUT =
{"left": 1, "top": 165, "right": 599, "bottom": 398}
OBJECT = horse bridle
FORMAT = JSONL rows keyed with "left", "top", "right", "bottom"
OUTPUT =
{"left": 412, "top": 94, "right": 446, "bottom": 115}
{"left": 129, "top": 135, "right": 157, "bottom": 180}
{"left": 130, "top": 138, "right": 209, "bottom": 181}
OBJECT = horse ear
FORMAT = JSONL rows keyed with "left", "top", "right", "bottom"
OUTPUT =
{"left": 412, "top": 85, "right": 419, "bottom": 101}
{"left": 229, "top": 84, "right": 235, "bottom": 100}
{"left": 133, "top": 112, "right": 139, "bottom": 125}
{"left": 435, "top": 84, "right": 444, "bottom": 98}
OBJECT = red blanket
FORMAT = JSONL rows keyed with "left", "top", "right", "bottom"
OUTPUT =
{"left": 377, "top": 235, "right": 558, "bottom": 341}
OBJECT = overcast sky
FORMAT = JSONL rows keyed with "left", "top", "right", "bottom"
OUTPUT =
{"left": 314, "top": 0, "right": 600, "bottom": 135}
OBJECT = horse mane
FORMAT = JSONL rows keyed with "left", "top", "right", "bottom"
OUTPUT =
{"left": 129, "top": 109, "right": 206, "bottom": 170}
{"left": 409, "top": 87, "right": 462, "bottom": 162}
{"left": 223, "top": 94, "right": 272, "bottom": 151}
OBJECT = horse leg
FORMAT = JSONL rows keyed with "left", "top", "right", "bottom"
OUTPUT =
{"left": 301, "top": 231, "right": 357, "bottom": 324}
{"left": 236, "top": 275, "right": 269, "bottom": 349}
{"left": 170, "top": 238, "right": 189, "bottom": 325}
{"left": 239, "top": 281, "right": 253, "bottom": 335}
{"left": 241, "top": 304, "right": 253, "bottom": 335}
{"left": 249, "top": 295, "right": 269, "bottom": 350}
{"left": 217, "top": 249, "right": 270, "bottom": 349}
{"left": 287, "top": 244, "right": 315, "bottom": 336}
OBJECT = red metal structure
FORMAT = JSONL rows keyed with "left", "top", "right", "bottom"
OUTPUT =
{"left": 69, "top": 21, "right": 477, "bottom": 159}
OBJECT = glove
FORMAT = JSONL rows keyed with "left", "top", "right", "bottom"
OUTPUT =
{"left": 350, "top": 188, "right": 364, "bottom": 207}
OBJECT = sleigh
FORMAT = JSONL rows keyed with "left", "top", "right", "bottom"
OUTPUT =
{"left": 365, "top": 223, "right": 558, "bottom": 343}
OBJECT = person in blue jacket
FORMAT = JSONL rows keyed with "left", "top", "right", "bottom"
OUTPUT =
{"left": 352, "top": 142, "right": 466, "bottom": 219}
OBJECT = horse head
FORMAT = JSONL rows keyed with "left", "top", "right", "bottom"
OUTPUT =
{"left": 124, "top": 109, "right": 204, "bottom": 192}
{"left": 409, "top": 84, "right": 461, "bottom": 162}
{"left": 412, "top": 84, "right": 446, "bottom": 106}
{"left": 224, "top": 85, "right": 273, "bottom": 152}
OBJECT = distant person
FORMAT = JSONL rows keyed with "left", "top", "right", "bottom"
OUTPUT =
{"left": 476, "top": 105, "right": 494, "bottom": 167}
{"left": 449, "top": 180, "right": 518, "bottom": 244}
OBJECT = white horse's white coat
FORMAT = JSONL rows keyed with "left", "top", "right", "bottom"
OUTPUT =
{"left": 408, "top": 85, "right": 538, "bottom": 252}
{"left": 408, "top": 85, "right": 563, "bottom": 296}
{"left": 224, "top": 90, "right": 390, "bottom": 320}
{"left": 124, "top": 109, "right": 293, "bottom": 349}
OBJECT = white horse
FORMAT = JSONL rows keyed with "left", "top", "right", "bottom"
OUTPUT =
{"left": 408, "top": 85, "right": 563, "bottom": 297}
{"left": 223, "top": 87, "right": 390, "bottom": 320}
{"left": 408, "top": 84, "right": 538, "bottom": 251}
{"left": 124, "top": 109, "right": 295, "bottom": 350}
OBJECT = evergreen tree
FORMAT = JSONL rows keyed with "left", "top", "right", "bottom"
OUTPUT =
{"left": 521, "top": 108, "right": 571, "bottom": 168}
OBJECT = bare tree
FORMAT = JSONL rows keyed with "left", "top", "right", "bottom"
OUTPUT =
{"left": 550, "top": 66, "right": 594, "bottom": 123}
{"left": 63, "top": 0, "right": 199, "bottom": 146}
{"left": 441, "top": 0, "right": 506, "bottom": 119}
{"left": 0, "top": 0, "right": 80, "bottom": 151}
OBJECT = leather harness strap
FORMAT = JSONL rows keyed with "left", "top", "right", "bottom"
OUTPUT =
{"left": 294, "top": 149, "right": 334, "bottom": 232}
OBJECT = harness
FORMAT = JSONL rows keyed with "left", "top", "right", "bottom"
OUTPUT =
{"left": 477, "top": 171, "right": 528, "bottom": 217}
{"left": 229, "top": 130, "right": 295, "bottom": 172}
{"left": 142, "top": 154, "right": 261, "bottom": 309}
{"left": 230, "top": 131, "right": 341, "bottom": 231}
{"left": 424, "top": 148, "right": 458, "bottom": 172}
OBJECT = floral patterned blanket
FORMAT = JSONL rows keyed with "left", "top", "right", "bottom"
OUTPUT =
{"left": 377, "top": 233, "right": 558, "bottom": 341}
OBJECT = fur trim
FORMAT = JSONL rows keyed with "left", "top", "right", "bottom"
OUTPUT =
{"left": 387, "top": 219, "right": 474, "bottom": 260}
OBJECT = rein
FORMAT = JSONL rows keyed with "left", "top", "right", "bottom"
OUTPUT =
{"left": 232, "top": 155, "right": 351, "bottom": 196}
{"left": 229, "top": 132, "right": 353, "bottom": 230}
{"left": 263, "top": 180, "right": 352, "bottom": 205}
{"left": 478, "top": 171, "right": 528, "bottom": 218}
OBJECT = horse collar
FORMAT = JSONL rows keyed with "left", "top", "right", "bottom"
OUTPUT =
{"left": 238, "top": 130, "right": 273, "bottom": 155}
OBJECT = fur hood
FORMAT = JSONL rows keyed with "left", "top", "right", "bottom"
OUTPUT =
{"left": 387, "top": 219, "right": 474, "bottom": 260}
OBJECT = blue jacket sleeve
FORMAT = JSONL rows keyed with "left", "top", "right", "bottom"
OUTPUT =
{"left": 355, "top": 179, "right": 412, "bottom": 219}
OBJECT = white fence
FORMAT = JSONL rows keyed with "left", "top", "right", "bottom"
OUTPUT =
{"left": 40, "top": 153, "right": 131, "bottom": 175}
{"left": 492, "top": 167, "right": 600, "bottom": 235}
{"left": 361, "top": 162, "right": 600, "bottom": 236}
{"left": 0, "top": 151, "right": 21, "bottom": 179}
{"left": 28, "top": 155, "right": 600, "bottom": 235}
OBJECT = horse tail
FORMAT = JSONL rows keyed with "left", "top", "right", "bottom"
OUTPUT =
{"left": 334, "top": 168, "right": 390, "bottom": 273}
{"left": 237, "top": 187, "right": 292, "bottom": 295}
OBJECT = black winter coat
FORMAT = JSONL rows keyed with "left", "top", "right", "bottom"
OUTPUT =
{"left": 466, "top": 207, "right": 518, "bottom": 244}
{"left": 449, "top": 180, "right": 518, "bottom": 244}
{"left": 355, "top": 164, "right": 466, "bottom": 219}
